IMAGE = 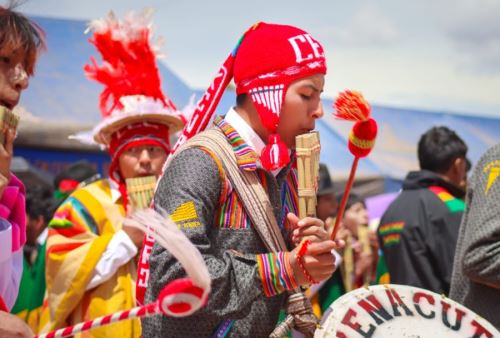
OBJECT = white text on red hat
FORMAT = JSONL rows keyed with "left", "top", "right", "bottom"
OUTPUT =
{"left": 288, "top": 34, "right": 324, "bottom": 63}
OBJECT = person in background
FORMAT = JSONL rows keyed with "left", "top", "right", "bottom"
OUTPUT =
{"left": 52, "top": 160, "right": 100, "bottom": 206}
{"left": 378, "top": 126, "right": 469, "bottom": 295}
{"left": 11, "top": 185, "right": 53, "bottom": 330}
{"left": 314, "top": 164, "right": 345, "bottom": 315}
{"left": 12, "top": 160, "right": 98, "bottom": 332}
{"left": 316, "top": 164, "right": 338, "bottom": 225}
{"left": 0, "top": 2, "right": 45, "bottom": 337}
{"left": 450, "top": 143, "right": 500, "bottom": 330}
{"left": 337, "top": 193, "right": 377, "bottom": 291}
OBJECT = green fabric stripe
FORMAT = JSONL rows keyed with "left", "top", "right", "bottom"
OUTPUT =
{"left": 12, "top": 242, "right": 47, "bottom": 315}
{"left": 429, "top": 186, "right": 465, "bottom": 213}
{"left": 446, "top": 198, "right": 465, "bottom": 213}
{"left": 268, "top": 254, "right": 280, "bottom": 294}
{"left": 374, "top": 250, "right": 390, "bottom": 284}
{"left": 378, "top": 227, "right": 404, "bottom": 235}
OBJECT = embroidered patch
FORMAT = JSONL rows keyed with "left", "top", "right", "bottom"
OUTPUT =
{"left": 379, "top": 221, "right": 405, "bottom": 246}
{"left": 483, "top": 160, "right": 500, "bottom": 194}
{"left": 428, "top": 186, "right": 465, "bottom": 213}
{"left": 171, "top": 201, "right": 201, "bottom": 228}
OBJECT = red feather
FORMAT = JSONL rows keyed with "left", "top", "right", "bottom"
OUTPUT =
{"left": 333, "top": 90, "right": 371, "bottom": 122}
{"left": 84, "top": 13, "right": 176, "bottom": 117}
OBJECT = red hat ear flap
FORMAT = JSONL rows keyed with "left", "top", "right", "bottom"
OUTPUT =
{"left": 248, "top": 84, "right": 284, "bottom": 131}
{"left": 248, "top": 84, "right": 291, "bottom": 171}
{"left": 261, "top": 134, "right": 290, "bottom": 171}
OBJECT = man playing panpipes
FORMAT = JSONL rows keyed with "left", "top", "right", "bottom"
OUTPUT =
{"left": 39, "top": 12, "right": 185, "bottom": 337}
{"left": 143, "top": 22, "right": 341, "bottom": 338}
{"left": 450, "top": 142, "right": 500, "bottom": 330}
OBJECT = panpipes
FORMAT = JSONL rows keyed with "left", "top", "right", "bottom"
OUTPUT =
{"left": 342, "top": 226, "right": 372, "bottom": 291}
{"left": 125, "top": 175, "right": 157, "bottom": 210}
{"left": 357, "top": 224, "right": 372, "bottom": 287}
{"left": 342, "top": 233, "right": 354, "bottom": 292}
{"left": 0, "top": 106, "right": 20, "bottom": 145}
{"left": 295, "top": 132, "right": 321, "bottom": 218}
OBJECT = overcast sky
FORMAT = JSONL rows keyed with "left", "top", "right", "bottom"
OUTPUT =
{"left": 21, "top": 0, "right": 500, "bottom": 117}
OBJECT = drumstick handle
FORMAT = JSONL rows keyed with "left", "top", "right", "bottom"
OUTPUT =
{"left": 330, "top": 157, "right": 359, "bottom": 241}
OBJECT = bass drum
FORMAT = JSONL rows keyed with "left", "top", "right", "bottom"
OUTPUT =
{"left": 315, "top": 284, "right": 499, "bottom": 338}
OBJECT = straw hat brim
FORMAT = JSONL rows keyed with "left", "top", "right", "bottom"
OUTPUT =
{"left": 93, "top": 112, "right": 185, "bottom": 146}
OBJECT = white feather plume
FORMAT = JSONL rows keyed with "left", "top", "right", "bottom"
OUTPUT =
{"left": 123, "top": 208, "right": 211, "bottom": 292}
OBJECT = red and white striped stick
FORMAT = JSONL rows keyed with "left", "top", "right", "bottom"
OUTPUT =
{"left": 36, "top": 276, "right": 208, "bottom": 338}
{"left": 37, "top": 208, "right": 211, "bottom": 338}
{"left": 35, "top": 303, "right": 157, "bottom": 338}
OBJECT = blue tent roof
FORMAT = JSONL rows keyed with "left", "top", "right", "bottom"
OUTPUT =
{"left": 23, "top": 16, "right": 194, "bottom": 124}
{"left": 21, "top": 16, "right": 500, "bottom": 182}
{"left": 318, "top": 103, "right": 500, "bottom": 179}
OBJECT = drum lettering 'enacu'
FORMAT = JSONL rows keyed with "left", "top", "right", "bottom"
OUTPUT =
{"left": 316, "top": 284, "right": 499, "bottom": 338}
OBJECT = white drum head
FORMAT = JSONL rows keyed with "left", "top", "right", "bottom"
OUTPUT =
{"left": 315, "top": 284, "right": 499, "bottom": 338}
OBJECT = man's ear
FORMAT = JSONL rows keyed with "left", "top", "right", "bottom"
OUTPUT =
{"left": 454, "top": 157, "right": 466, "bottom": 175}
{"left": 449, "top": 157, "right": 466, "bottom": 185}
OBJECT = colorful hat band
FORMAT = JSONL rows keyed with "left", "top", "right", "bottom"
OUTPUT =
{"left": 108, "top": 122, "right": 170, "bottom": 182}
{"left": 237, "top": 59, "right": 327, "bottom": 93}
{"left": 109, "top": 122, "right": 170, "bottom": 153}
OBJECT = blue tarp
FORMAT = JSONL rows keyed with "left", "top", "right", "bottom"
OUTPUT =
{"left": 319, "top": 103, "right": 500, "bottom": 179}
{"left": 23, "top": 16, "right": 194, "bottom": 124}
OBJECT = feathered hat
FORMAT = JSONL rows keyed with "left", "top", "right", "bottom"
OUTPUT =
{"left": 84, "top": 10, "right": 185, "bottom": 182}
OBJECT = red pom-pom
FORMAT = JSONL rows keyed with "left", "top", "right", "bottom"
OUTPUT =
{"left": 348, "top": 118, "right": 378, "bottom": 158}
{"left": 334, "top": 90, "right": 371, "bottom": 122}
{"left": 260, "top": 134, "right": 290, "bottom": 171}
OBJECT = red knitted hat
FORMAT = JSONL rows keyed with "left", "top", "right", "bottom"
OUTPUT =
{"left": 235, "top": 23, "right": 326, "bottom": 130}
{"left": 235, "top": 23, "right": 326, "bottom": 170}
{"left": 173, "top": 22, "right": 327, "bottom": 171}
